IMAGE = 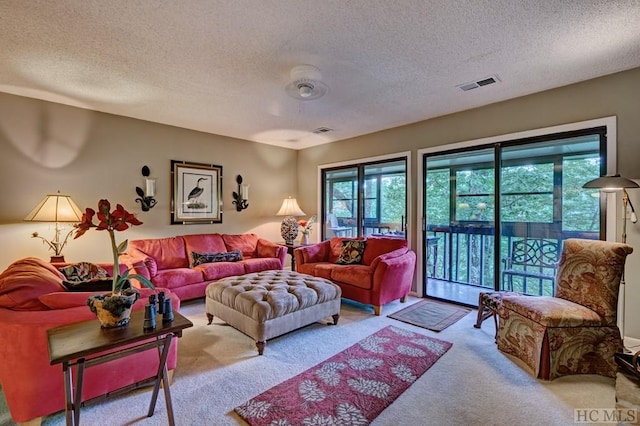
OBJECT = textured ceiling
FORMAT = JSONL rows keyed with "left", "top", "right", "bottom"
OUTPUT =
{"left": 1, "top": 1, "right": 639, "bottom": 150}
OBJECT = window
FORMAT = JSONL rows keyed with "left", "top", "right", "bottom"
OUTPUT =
{"left": 322, "top": 157, "right": 408, "bottom": 239}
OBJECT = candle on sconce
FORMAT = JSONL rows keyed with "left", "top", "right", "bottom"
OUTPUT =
{"left": 145, "top": 178, "right": 156, "bottom": 197}
{"left": 241, "top": 184, "right": 249, "bottom": 200}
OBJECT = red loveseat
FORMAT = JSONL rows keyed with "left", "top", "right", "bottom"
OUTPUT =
{"left": 294, "top": 237, "right": 416, "bottom": 315}
{"left": 121, "top": 233, "right": 287, "bottom": 301}
{"left": 0, "top": 257, "right": 181, "bottom": 425}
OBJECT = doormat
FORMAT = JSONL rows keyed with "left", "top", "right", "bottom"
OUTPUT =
{"left": 235, "top": 325, "right": 452, "bottom": 425}
{"left": 388, "top": 299, "right": 471, "bottom": 332}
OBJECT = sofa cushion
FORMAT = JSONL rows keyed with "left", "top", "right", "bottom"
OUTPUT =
{"left": 195, "top": 262, "right": 246, "bottom": 281}
{"left": 223, "top": 234, "right": 259, "bottom": 257}
{"left": 331, "top": 264, "right": 373, "bottom": 289}
{"left": 336, "top": 240, "right": 366, "bottom": 265}
{"left": 191, "top": 249, "right": 243, "bottom": 266}
{"left": 297, "top": 262, "right": 334, "bottom": 280}
{"left": 241, "top": 257, "right": 282, "bottom": 273}
{"left": 362, "top": 237, "right": 407, "bottom": 265}
{"left": 0, "top": 257, "right": 66, "bottom": 311}
{"left": 38, "top": 291, "right": 103, "bottom": 309}
{"left": 152, "top": 268, "right": 204, "bottom": 289}
{"left": 183, "top": 234, "right": 227, "bottom": 266}
{"left": 129, "top": 237, "right": 189, "bottom": 270}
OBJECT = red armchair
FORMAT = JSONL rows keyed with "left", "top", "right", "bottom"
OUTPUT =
{"left": 294, "top": 237, "right": 416, "bottom": 315}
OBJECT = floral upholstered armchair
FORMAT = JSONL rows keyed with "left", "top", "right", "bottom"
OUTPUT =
{"left": 496, "top": 238, "right": 633, "bottom": 380}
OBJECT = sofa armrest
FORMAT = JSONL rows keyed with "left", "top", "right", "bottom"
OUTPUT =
{"left": 257, "top": 238, "right": 287, "bottom": 267}
{"left": 294, "top": 240, "right": 331, "bottom": 266}
{"left": 370, "top": 249, "right": 417, "bottom": 297}
{"left": 369, "top": 247, "right": 409, "bottom": 269}
{"left": 120, "top": 248, "right": 157, "bottom": 279}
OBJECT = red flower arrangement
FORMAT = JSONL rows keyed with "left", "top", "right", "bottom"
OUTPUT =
{"left": 74, "top": 199, "right": 154, "bottom": 294}
{"left": 298, "top": 215, "right": 316, "bottom": 236}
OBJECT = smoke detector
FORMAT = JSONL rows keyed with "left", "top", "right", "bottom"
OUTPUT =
{"left": 285, "top": 65, "right": 329, "bottom": 100}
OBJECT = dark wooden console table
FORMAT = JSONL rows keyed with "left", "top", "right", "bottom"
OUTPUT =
{"left": 47, "top": 309, "right": 193, "bottom": 426}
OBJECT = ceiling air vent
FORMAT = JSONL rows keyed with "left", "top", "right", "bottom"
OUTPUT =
{"left": 312, "top": 127, "right": 333, "bottom": 134}
{"left": 457, "top": 74, "right": 501, "bottom": 92}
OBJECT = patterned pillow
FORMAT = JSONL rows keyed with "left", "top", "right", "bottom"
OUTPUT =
{"left": 59, "top": 262, "right": 109, "bottom": 283}
{"left": 192, "top": 249, "right": 243, "bottom": 267}
{"left": 336, "top": 240, "right": 366, "bottom": 265}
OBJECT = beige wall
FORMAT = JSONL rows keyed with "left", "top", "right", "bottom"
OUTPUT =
{"left": 0, "top": 92, "right": 298, "bottom": 270}
{"left": 298, "top": 66, "right": 640, "bottom": 337}
{"left": 1, "top": 67, "right": 639, "bottom": 336}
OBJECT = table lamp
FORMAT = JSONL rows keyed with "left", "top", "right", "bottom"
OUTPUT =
{"left": 24, "top": 191, "right": 83, "bottom": 262}
{"left": 276, "top": 197, "right": 306, "bottom": 245}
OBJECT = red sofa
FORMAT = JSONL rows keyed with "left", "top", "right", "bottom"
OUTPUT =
{"left": 0, "top": 257, "right": 180, "bottom": 424}
{"left": 294, "top": 237, "right": 416, "bottom": 315}
{"left": 121, "top": 233, "right": 287, "bottom": 301}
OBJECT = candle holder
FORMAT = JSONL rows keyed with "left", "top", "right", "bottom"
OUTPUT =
{"left": 135, "top": 165, "right": 157, "bottom": 211}
{"left": 232, "top": 175, "right": 249, "bottom": 212}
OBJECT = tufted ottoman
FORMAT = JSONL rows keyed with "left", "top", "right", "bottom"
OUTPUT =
{"left": 205, "top": 270, "right": 341, "bottom": 354}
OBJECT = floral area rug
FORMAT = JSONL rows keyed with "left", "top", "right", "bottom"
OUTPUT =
{"left": 234, "top": 325, "right": 452, "bottom": 425}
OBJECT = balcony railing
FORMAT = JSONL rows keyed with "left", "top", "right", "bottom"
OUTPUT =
{"left": 426, "top": 224, "right": 598, "bottom": 296}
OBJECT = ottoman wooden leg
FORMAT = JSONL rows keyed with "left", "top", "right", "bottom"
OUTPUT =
{"left": 331, "top": 314, "right": 340, "bottom": 325}
{"left": 206, "top": 313, "right": 214, "bottom": 325}
{"left": 256, "top": 341, "right": 266, "bottom": 355}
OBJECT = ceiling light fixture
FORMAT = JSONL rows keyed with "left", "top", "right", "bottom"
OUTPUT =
{"left": 285, "top": 65, "right": 328, "bottom": 101}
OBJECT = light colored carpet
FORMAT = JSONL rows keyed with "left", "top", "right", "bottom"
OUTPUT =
{"left": 27, "top": 297, "right": 615, "bottom": 426}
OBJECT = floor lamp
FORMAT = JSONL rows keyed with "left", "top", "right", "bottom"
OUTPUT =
{"left": 583, "top": 174, "right": 638, "bottom": 349}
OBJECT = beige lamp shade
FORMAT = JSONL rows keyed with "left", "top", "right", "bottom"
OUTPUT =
{"left": 24, "top": 192, "right": 83, "bottom": 222}
{"left": 24, "top": 191, "right": 83, "bottom": 262}
{"left": 276, "top": 197, "right": 306, "bottom": 217}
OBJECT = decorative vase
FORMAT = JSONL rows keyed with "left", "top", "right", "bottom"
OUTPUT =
{"left": 300, "top": 233, "right": 309, "bottom": 245}
{"left": 87, "top": 288, "right": 140, "bottom": 328}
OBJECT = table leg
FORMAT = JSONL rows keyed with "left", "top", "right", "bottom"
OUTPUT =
{"left": 63, "top": 362, "right": 73, "bottom": 426}
{"left": 147, "top": 334, "right": 174, "bottom": 425}
{"left": 73, "top": 359, "right": 86, "bottom": 426}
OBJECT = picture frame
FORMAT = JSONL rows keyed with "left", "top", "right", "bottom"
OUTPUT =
{"left": 171, "top": 160, "right": 223, "bottom": 224}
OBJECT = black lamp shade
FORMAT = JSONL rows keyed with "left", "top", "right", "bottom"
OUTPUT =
{"left": 583, "top": 174, "right": 639, "bottom": 190}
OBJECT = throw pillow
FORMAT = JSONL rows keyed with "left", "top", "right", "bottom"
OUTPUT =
{"left": 192, "top": 249, "right": 243, "bottom": 267}
{"left": 336, "top": 240, "right": 366, "bottom": 265}
{"left": 59, "top": 262, "right": 109, "bottom": 283}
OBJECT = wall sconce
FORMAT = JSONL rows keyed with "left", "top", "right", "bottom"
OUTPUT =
{"left": 232, "top": 175, "right": 249, "bottom": 211}
{"left": 135, "top": 165, "right": 157, "bottom": 211}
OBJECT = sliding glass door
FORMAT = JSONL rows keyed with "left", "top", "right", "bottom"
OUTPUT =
{"left": 323, "top": 158, "right": 407, "bottom": 240}
{"left": 424, "top": 128, "right": 605, "bottom": 305}
{"left": 425, "top": 148, "right": 496, "bottom": 303}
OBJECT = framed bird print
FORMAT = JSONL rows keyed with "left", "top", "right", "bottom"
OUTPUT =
{"left": 171, "top": 160, "right": 223, "bottom": 224}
